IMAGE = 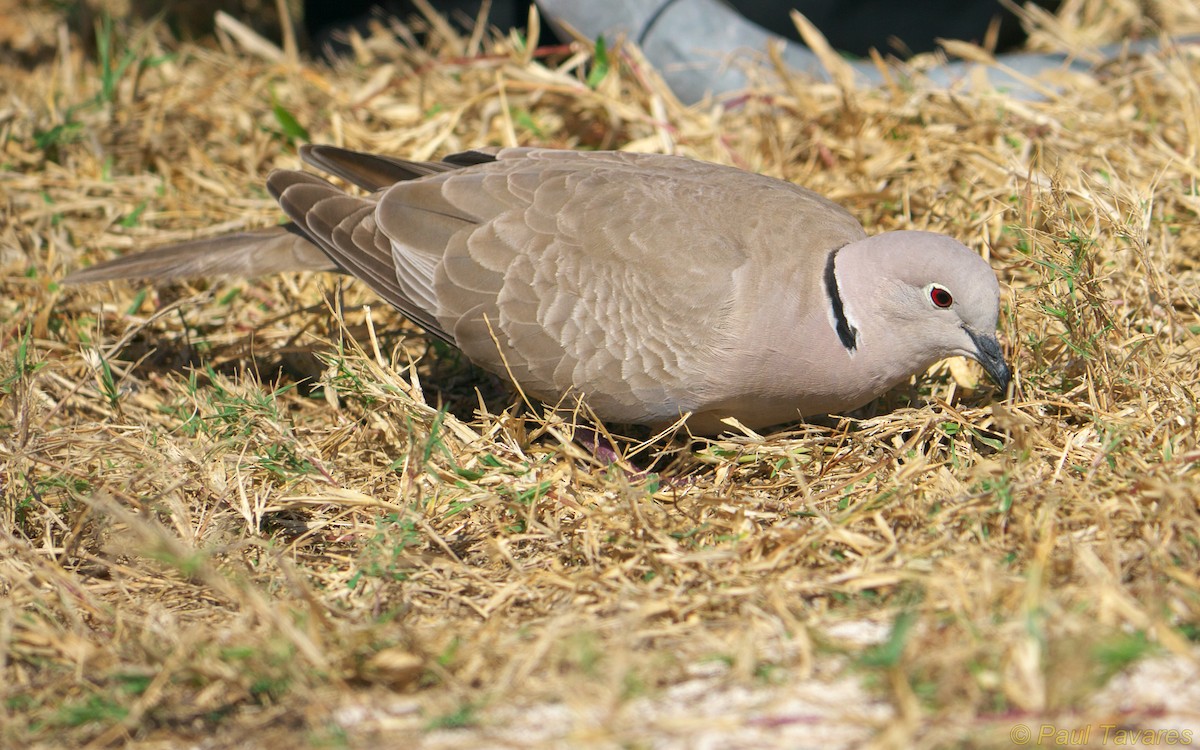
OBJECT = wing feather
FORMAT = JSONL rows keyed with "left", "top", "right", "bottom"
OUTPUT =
{"left": 267, "top": 169, "right": 449, "bottom": 339}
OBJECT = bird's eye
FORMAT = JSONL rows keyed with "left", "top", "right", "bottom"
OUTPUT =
{"left": 929, "top": 284, "right": 954, "bottom": 309}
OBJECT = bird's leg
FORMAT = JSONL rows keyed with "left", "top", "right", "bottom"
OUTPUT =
{"left": 572, "top": 424, "right": 626, "bottom": 466}
{"left": 567, "top": 424, "right": 700, "bottom": 491}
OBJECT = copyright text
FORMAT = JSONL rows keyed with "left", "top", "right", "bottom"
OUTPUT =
{"left": 1009, "top": 724, "right": 1193, "bottom": 746}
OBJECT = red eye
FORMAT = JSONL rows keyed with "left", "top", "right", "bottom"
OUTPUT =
{"left": 930, "top": 285, "right": 954, "bottom": 308}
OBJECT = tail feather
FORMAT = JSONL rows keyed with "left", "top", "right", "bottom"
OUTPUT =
{"left": 64, "top": 145, "right": 502, "bottom": 289}
{"left": 62, "top": 223, "right": 339, "bottom": 284}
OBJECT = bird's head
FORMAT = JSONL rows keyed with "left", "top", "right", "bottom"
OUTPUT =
{"left": 831, "top": 230, "right": 1011, "bottom": 393}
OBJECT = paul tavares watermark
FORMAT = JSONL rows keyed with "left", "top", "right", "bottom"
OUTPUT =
{"left": 1009, "top": 723, "right": 1193, "bottom": 746}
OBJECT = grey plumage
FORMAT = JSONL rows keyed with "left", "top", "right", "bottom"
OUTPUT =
{"left": 63, "top": 223, "right": 338, "bottom": 281}
{"left": 66, "top": 145, "right": 1010, "bottom": 434}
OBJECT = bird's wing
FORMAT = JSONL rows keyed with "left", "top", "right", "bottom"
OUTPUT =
{"left": 265, "top": 168, "right": 455, "bottom": 341}
{"left": 373, "top": 148, "right": 865, "bottom": 423}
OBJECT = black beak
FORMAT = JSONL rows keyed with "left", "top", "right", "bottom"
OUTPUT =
{"left": 964, "top": 327, "right": 1011, "bottom": 394}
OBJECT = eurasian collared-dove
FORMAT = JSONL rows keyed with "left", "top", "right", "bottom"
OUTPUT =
{"left": 66, "top": 145, "right": 1010, "bottom": 434}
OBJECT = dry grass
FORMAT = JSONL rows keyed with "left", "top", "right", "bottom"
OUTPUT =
{"left": 3, "top": 1, "right": 1200, "bottom": 747}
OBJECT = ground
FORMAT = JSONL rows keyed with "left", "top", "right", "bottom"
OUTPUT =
{"left": 2, "top": 1, "right": 1200, "bottom": 748}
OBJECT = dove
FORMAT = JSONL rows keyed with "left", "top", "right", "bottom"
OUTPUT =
{"left": 65, "top": 145, "right": 1010, "bottom": 435}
